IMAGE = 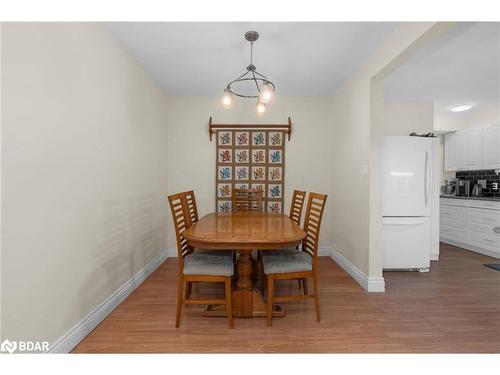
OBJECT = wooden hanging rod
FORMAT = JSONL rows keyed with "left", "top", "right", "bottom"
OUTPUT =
{"left": 208, "top": 116, "right": 292, "bottom": 141}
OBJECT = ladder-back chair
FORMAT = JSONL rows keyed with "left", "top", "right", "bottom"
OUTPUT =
{"left": 168, "top": 192, "right": 234, "bottom": 328}
{"left": 232, "top": 188, "right": 263, "bottom": 212}
{"left": 262, "top": 192, "right": 328, "bottom": 326}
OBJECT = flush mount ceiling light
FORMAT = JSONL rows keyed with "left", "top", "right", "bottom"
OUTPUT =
{"left": 450, "top": 104, "right": 473, "bottom": 112}
{"left": 222, "top": 31, "right": 276, "bottom": 115}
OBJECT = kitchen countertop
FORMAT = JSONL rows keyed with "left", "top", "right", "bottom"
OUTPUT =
{"left": 440, "top": 194, "right": 500, "bottom": 202}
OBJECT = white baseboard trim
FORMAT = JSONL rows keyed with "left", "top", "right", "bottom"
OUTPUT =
{"left": 49, "top": 250, "right": 168, "bottom": 353}
{"left": 430, "top": 253, "right": 440, "bottom": 261}
{"left": 325, "top": 247, "right": 385, "bottom": 293}
{"left": 167, "top": 247, "right": 178, "bottom": 257}
{"left": 318, "top": 247, "right": 331, "bottom": 257}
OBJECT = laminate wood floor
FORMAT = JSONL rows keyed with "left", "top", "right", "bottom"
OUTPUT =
{"left": 72, "top": 244, "right": 500, "bottom": 353}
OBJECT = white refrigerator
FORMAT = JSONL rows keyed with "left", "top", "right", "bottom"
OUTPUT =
{"left": 382, "top": 136, "right": 439, "bottom": 271}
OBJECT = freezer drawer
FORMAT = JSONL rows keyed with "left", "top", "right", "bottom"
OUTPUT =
{"left": 383, "top": 217, "right": 431, "bottom": 270}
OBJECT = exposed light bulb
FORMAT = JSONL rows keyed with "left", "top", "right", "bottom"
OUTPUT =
{"left": 222, "top": 90, "right": 232, "bottom": 109}
{"left": 256, "top": 102, "right": 266, "bottom": 115}
{"left": 259, "top": 82, "right": 274, "bottom": 104}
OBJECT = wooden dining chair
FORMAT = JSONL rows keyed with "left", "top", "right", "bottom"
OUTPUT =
{"left": 262, "top": 192, "right": 328, "bottom": 326}
{"left": 168, "top": 192, "right": 234, "bottom": 328}
{"left": 232, "top": 188, "right": 263, "bottom": 212}
{"left": 256, "top": 190, "right": 308, "bottom": 291}
{"left": 184, "top": 190, "right": 199, "bottom": 225}
{"left": 289, "top": 189, "right": 306, "bottom": 226}
{"left": 289, "top": 189, "right": 307, "bottom": 289}
{"left": 183, "top": 189, "right": 234, "bottom": 260}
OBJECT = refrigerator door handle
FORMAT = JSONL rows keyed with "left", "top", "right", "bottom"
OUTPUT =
{"left": 427, "top": 147, "right": 432, "bottom": 208}
{"left": 424, "top": 148, "right": 430, "bottom": 208}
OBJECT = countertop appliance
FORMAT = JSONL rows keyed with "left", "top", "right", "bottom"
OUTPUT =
{"left": 443, "top": 179, "right": 456, "bottom": 195}
{"left": 383, "top": 136, "right": 439, "bottom": 271}
{"left": 471, "top": 183, "right": 483, "bottom": 197}
{"left": 457, "top": 180, "right": 471, "bottom": 196}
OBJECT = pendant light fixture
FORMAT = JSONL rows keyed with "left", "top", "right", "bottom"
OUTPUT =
{"left": 222, "top": 31, "right": 276, "bottom": 115}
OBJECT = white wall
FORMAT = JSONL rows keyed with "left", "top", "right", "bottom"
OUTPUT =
{"left": 165, "top": 96, "right": 333, "bottom": 249}
{"left": 329, "top": 23, "right": 442, "bottom": 281}
{"left": 1, "top": 23, "right": 169, "bottom": 345}
{"left": 384, "top": 101, "right": 434, "bottom": 135}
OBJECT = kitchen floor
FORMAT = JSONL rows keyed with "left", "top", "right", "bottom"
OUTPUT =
{"left": 73, "top": 244, "right": 500, "bottom": 353}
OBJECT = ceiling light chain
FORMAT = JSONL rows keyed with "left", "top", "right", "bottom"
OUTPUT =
{"left": 222, "top": 31, "right": 276, "bottom": 115}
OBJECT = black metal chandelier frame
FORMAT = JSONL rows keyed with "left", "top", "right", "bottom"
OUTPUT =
{"left": 225, "top": 31, "right": 276, "bottom": 99}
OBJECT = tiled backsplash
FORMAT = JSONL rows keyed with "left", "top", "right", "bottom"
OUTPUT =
{"left": 455, "top": 169, "right": 500, "bottom": 197}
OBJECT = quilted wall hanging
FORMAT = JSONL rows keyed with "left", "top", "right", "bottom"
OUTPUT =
{"left": 215, "top": 129, "right": 287, "bottom": 213}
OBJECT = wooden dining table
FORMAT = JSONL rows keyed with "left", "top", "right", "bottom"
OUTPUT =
{"left": 184, "top": 212, "right": 306, "bottom": 318}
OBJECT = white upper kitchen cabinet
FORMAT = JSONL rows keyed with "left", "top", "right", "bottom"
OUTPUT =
{"left": 483, "top": 123, "right": 500, "bottom": 169}
{"left": 462, "top": 126, "right": 483, "bottom": 170}
{"left": 444, "top": 131, "right": 462, "bottom": 171}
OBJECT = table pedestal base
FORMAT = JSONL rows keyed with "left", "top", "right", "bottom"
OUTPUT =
{"left": 203, "top": 288, "right": 285, "bottom": 318}
{"left": 202, "top": 249, "right": 285, "bottom": 318}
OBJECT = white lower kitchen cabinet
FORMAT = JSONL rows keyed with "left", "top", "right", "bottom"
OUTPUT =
{"left": 440, "top": 198, "right": 500, "bottom": 259}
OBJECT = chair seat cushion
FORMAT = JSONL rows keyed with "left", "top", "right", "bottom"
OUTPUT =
{"left": 183, "top": 253, "right": 234, "bottom": 276}
{"left": 262, "top": 250, "right": 312, "bottom": 274}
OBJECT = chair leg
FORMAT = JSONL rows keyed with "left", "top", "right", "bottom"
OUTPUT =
{"left": 255, "top": 252, "right": 264, "bottom": 292}
{"left": 312, "top": 272, "right": 320, "bottom": 322}
{"left": 297, "top": 279, "right": 302, "bottom": 290}
{"left": 303, "top": 278, "right": 308, "bottom": 296}
{"left": 185, "top": 281, "right": 192, "bottom": 300}
{"left": 267, "top": 275, "right": 274, "bottom": 326}
{"left": 225, "top": 277, "right": 234, "bottom": 329}
{"left": 175, "top": 278, "right": 184, "bottom": 328}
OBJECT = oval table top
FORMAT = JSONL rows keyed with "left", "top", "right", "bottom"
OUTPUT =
{"left": 184, "top": 212, "right": 306, "bottom": 250}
